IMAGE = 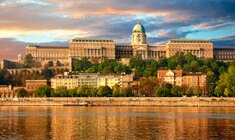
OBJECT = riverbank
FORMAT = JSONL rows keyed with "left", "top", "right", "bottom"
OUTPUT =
{"left": 1, "top": 97, "right": 235, "bottom": 107}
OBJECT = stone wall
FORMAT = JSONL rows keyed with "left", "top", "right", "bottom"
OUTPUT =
{"left": 1, "top": 97, "right": 235, "bottom": 107}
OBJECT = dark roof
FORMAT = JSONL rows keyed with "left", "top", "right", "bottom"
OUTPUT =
{"left": 71, "top": 38, "right": 114, "bottom": 42}
{"left": 169, "top": 39, "right": 211, "bottom": 43}
{"left": 36, "top": 46, "right": 69, "bottom": 49}
{"left": 214, "top": 48, "right": 235, "bottom": 50}
{"left": 148, "top": 45, "right": 165, "bottom": 47}
{"left": 115, "top": 44, "right": 132, "bottom": 47}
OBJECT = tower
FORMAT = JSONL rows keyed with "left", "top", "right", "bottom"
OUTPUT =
{"left": 131, "top": 22, "right": 147, "bottom": 45}
{"left": 131, "top": 22, "right": 148, "bottom": 59}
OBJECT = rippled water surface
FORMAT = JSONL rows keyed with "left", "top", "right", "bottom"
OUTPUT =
{"left": 0, "top": 106, "right": 235, "bottom": 140}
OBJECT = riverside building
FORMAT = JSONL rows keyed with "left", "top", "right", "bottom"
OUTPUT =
{"left": 51, "top": 73, "right": 133, "bottom": 89}
{"left": 51, "top": 73, "right": 98, "bottom": 89}
{"left": 157, "top": 70, "right": 208, "bottom": 89}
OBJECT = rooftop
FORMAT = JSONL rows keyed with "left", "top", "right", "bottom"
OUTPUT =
{"left": 158, "top": 70, "right": 183, "bottom": 77}
{"left": 27, "top": 45, "right": 69, "bottom": 49}
{"left": 37, "top": 46, "right": 69, "bottom": 49}
{"left": 71, "top": 38, "right": 114, "bottom": 42}
{"left": 214, "top": 47, "right": 235, "bottom": 50}
{"left": 168, "top": 39, "right": 211, "bottom": 43}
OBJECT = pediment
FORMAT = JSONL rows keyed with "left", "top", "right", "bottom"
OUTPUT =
{"left": 166, "top": 70, "right": 175, "bottom": 76}
{"left": 135, "top": 46, "right": 147, "bottom": 51}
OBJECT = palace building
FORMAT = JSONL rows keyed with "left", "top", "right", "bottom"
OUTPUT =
{"left": 25, "top": 22, "right": 232, "bottom": 68}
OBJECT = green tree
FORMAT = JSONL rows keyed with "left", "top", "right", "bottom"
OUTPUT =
{"left": 193, "top": 86, "right": 201, "bottom": 96}
{"left": 97, "top": 86, "right": 112, "bottom": 97}
{"left": 34, "top": 62, "right": 42, "bottom": 68}
{"left": 129, "top": 56, "right": 143, "bottom": 69}
{"left": 48, "top": 61, "right": 54, "bottom": 67}
{"left": 214, "top": 86, "right": 223, "bottom": 97}
{"left": 120, "top": 87, "right": 133, "bottom": 97}
{"left": 90, "top": 87, "right": 97, "bottom": 97}
{"left": 167, "top": 56, "right": 180, "bottom": 70}
{"left": 77, "top": 85, "right": 96, "bottom": 97}
{"left": 85, "top": 66, "right": 97, "bottom": 73}
{"left": 216, "top": 66, "right": 235, "bottom": 96}
{"left": 158, "top": 58, "right": 167, "bottom": 68}
{"left": 53, "top": 86, "right": 69, "bottom": 97}
{"left": 175, "top": 65, "right": 182, "bottom": 70}
{"left": 185, "top": 88, "right": 193, "bottom": 97}
{"left": 207, "top": 85, "right": 215, "bottom": 97}
{"left": 184, "top": 53, "right": 197, "bottom": 64}
{"left": 24, "top": 53, "right": 35, "bottom": 68}
{"left": 171, "top": 86, "right": 183, "bottom": 97}
{"left": 68, "top": 88, "right": 78, "bottom": 97}
{"left": 73, "top": 58, "right": 92, "bottom": 72}
{"left": 207, "top": 71, "right": 217, "bottom": 83}
{"left": 224, "top": 88, "right": 232, "bottom": 97}
{"left": 56, "top": 60, "right": 61, "bottom": 66}
{"left": 190, "top": 61, "right": 199, "bottom": 72}
{"left": 155, "top": 86, "right": 172, "bottom": 97}
{"left": 34, "top": 85, "right": 51, "bottom": 97}
{"left": 112, "top": 85, "right": 120, "bottom": 97}
{"left": 43, "top": 69, "right": 54, "bottom": 79}
{"left": 15, "top": 88, "right": 28, "bottom": 97}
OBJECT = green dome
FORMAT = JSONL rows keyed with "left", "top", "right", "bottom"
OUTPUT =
{"left": 132, "top": 22, "right": 145, "bottom": 33}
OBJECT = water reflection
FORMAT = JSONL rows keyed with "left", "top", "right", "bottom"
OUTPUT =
{"left": 0, "top": 106, "right": 235, "bottom": 139}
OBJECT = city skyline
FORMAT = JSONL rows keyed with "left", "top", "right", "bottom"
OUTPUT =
{"left": 0, "top": 0, "right": 234, "bottom": 59}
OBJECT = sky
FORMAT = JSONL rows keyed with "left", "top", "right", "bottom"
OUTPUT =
{"left": 0, "top": 0, "right": 234, "bottom": 59}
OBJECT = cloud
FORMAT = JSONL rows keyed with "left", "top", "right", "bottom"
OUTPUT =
{"left": 0, "top": 0, "right": 235, "bottom": 58}
{"left": 213, "top": 34, "right": 235, "bottom": 48}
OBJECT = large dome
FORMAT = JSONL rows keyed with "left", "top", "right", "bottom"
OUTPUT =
{"left": 132, "top": 22, "right": 145, "bottom": 33}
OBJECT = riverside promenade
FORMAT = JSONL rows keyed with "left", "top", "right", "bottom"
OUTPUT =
{"left": 1, "top": 97, "right": 235, "bottom": 107}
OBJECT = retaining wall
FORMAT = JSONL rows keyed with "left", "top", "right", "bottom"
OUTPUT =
{"left": 1, "top": 97, "right": 235, "bottom": 107}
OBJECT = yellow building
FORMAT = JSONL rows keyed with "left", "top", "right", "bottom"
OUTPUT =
{"left": 51, "top": 73, "right": 133, "bottom": 89}
{"left": 97, "top": 74, "right": 122, "bottom": 89}
{"left": 51, "top": 73, "right": 98, "bottom": 89}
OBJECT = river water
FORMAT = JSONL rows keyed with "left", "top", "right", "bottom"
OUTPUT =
{"left": 0, "top": 106, "right": 235, "bottom": 140}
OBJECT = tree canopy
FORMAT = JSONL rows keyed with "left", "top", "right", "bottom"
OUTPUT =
{"left": 24, "top": 54, "right": 35, "bottom": 68}
{"left": 15, "top": 88, "right": 28, "bottom": 97}
{"left": 34, "top": 85, "right": 51, "bottom": 97}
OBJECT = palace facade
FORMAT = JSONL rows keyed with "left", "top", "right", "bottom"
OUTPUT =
{"left": 25, "top": 22, "right": 233, "bottom": 67}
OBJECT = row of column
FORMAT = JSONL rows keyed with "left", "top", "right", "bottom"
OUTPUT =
{"left": 136, "top": 51, "right": 148, "bottom": 59}
{"left": 84, "top": 49, "right": 105, "bottom": 57}
{"left": 148, "top": 51, "right": 165, "bottom": 58}
{"left": 33, "top": 52, "right": 67, "bottom": 58}
{"left": 183, "top": 50, "right": 203, "bottom": 57}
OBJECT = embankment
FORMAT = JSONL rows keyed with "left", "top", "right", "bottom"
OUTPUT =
{"left": 1, "top": 97, "right": 235, "bottom": 107}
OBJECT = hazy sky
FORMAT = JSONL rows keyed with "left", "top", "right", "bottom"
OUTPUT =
{"left": 0, "top": 0, "right": 234, "bottom": 59}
